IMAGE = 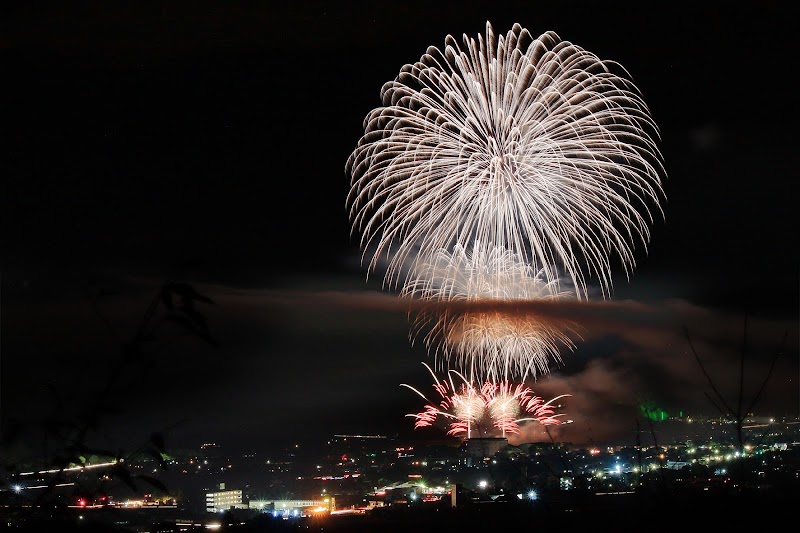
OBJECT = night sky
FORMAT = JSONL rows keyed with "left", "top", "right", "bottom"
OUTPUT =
{"left": 2, "top": 2, "right": 797, "bottom": 458}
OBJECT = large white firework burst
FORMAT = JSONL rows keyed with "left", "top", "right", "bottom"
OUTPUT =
{"left": 346, "top": 21, "right": 666, "bottom": 300}
{"left": 402, "top": 244, "right": 581, "bottom": 382}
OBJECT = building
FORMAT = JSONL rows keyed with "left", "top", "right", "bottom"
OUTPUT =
{"left": 461, "top": 437, "right": 509, "bottom": 464}
{"left": 205, "top": 483, "right": 247, "bottom": 513}
{"left": 249, "top": 499, "right": 331, "bottom": 517}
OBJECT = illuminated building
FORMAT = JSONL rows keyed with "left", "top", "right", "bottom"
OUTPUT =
{"left": 205, "top": 483, "right": 246, "bottom": 513}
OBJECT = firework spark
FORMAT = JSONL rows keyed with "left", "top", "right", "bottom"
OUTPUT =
{"left": 484, "top": 381, "right": 569, "bottom": 437}
{"left": 402, "top": 244, "right": 581, "bottom": 382}
{"left": 402, "top": 244, "right": 569, "bottom": 301}
{"left": 346, "top": 22, "right": 665, "bottom": 300}
{"left": 401, "top": 363, "right": 570, "bottom": 439}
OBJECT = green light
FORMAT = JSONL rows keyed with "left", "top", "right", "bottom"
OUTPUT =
{"left": 639, "top": 400, "right": 668, "bottom": 422}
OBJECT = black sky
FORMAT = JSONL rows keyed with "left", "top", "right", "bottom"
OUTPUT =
{"left": 1, "top": 2, "right": 797, "bottom": 456}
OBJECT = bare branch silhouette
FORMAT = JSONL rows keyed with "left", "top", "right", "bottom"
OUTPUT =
{"left": 684, "top": 310, "right": 788, "bottom": 489}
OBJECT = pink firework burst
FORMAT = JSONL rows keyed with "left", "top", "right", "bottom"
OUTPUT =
{"left": 401, "top": 363, "right": 570, "bottom": 439}
{"left": 483, "top": 381, "right": 569, "bottom": 437}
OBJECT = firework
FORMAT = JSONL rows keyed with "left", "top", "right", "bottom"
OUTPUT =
{"left": 402, "top": 244, "right": 568, "bottom": 301}
{"left": 484, "top": 381, "right": 569, "bottom": 437}
{"left": 401, "top": 364, "right": 488, "bottom": 439}
{"left": 402, "top": 244, "right": 581, "bottom": 382}
{"left": 401, "top": 363, "right": 569, "bottom": 439}
{"left": 346, "top": 22, "right": 665, "bottom": 300}
{"left": 413, "top": 303, "right": 578, "bottom": 383}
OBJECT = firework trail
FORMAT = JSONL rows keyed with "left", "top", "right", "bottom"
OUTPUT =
{"left": 401, "top": 363, "right": 569, "bottom": 439}
{"left": 402, "top": 244, "right": 581, "bottom": 382}
{"left": 346, "top": 22, "right": 666, "bottom": 301}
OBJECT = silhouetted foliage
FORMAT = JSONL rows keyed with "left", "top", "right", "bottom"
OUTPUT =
{"left": 0, "top": 278, "right": 217, "bottom": 526}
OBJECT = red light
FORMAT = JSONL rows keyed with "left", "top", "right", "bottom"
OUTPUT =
{"left": 78, "top": 498, "right": 87, "bottom": 507}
